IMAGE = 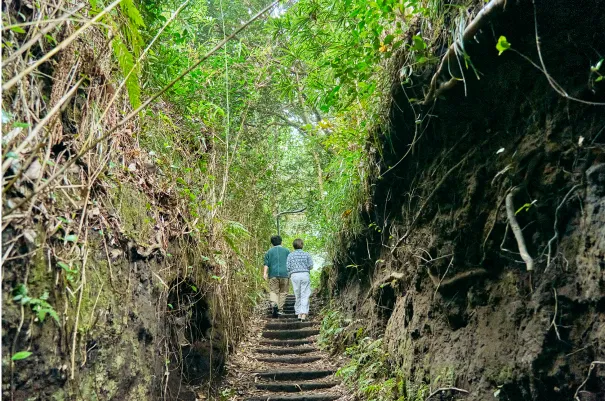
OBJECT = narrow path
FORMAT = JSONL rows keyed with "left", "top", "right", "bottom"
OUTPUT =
{"left": 222, "top": 295, "right": 346, "bottom": 401}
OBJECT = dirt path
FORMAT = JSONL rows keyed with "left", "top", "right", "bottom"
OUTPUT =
{"left": 220, "top": 295, "right": 349, "bottom": 401}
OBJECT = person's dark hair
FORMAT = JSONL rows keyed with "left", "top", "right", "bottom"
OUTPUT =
{"left": 270, "top": 235, "right": 282, "bottom": 246}
{"left": 293, "top": 238, "right": 304, "bottom": 250}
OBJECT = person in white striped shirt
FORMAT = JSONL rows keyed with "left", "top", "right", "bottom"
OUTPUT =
{"left": 286, "top": 238, "right": 313, "bottom": 321}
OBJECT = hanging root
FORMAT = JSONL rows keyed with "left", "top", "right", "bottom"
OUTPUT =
{"left": 545, "top": 184, "right": 581, "bottom": 271}
{"left": 505, "top": 188, "right": 534, "bottom": 271}
{"left": 574, "top": 361, "right": 605, "bottom": 401}
{"left": 422, "top": 0, "right": 508, "bottom": 105}
{"left": 425, "top": 386, "right": 469, "bottom": 400}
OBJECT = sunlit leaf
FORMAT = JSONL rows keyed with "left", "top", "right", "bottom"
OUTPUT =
{"left": 12, "top": 351, "right": 32, "bottom": 361}
{"left": 65, "top": 234, "right": 78, "bottom": 243}
{"left": 10, "top": 26, "right": 26, "bottom": 34}
{"left": 496, "top": 35, "right": 511, "bottom": 55}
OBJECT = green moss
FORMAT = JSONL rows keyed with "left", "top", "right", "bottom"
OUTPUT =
{"left": 76, "top": 242, "right": 116, "bottom": 335}
{"left": 30, "top": 229, "right": 49, "bottom": 285}
{"left": 110, "top": 184, "right": 155, "bottom": 245}
{"left": 51, "top": 389, "right": 66, "bottom": 401}
{"left": 484, "top": 364, "right": 515, "bottom": 385}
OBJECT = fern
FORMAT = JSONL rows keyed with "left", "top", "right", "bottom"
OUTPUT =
{"left": 112, "top": 37, "right": 141, "bottom": 108}
{"left": 120, "top": 0, "right": 146, "bottom": 28}
{"left": 223, "top": 220, "right": 251, "bottom": 255}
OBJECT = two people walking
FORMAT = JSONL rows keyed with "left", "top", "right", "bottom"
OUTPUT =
{"left": 263, "top": 235, "right": 313, "bottom": 321}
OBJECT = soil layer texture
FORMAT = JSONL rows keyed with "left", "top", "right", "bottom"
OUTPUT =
{"left": 325, "top": 0, "right": 605, "bottom": 400}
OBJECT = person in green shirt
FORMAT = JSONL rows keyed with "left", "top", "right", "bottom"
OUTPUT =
{"left": 263, "top": 235, "right": 290, "bottom": 317}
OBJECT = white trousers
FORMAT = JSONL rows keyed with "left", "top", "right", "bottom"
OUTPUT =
{"left": 291, "top": 272, "right": 311, "bottom": 315}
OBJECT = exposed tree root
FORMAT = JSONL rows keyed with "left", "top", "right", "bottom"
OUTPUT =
{"left": 545, "top": 184, "right": 582, "bottom": 271}
{"left": 391, "top": 149, "right": 476, "bottom": 252}
{"left": 574, "top": 361, "right": 605, "bottom": 401}
{"left": 422, "top": 0, "right": 508, "bottom": 105}
{"left": 428, "top": 267, "right": 488, "bottom": 290}
{"left": 505, "top": 188, "right": 534, "bottom": 271}
{"left": 426, "top": 386, "right": 469, "bottom": 400}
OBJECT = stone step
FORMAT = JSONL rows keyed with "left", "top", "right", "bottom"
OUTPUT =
{"left": 269, "top": 301, "right": 295, "bottom": 308}
{"left": 266, "top": 313, "right": 314, "bottom": 319}
{"left": 259, "top": 339, "right": 314, "bottom": 347}
{"left": 262, "top": 329, "right": 319, "bottom": 340}
{"left": 270, "top": 318, "right": 308, "bottom": 323}
{"left": 256, "top": 355, "right": 321, "bottom": 364}
{"left": 255, "top": 347, "right": 318, "bottom": 355}
{"left": 255, "top": 381, "right": 340, "bottom": 392}
{"left": 244, "top": 394, "right": 340, "bottom": 401}
{"left": 255, "top": 369, "right": 335, "bottom": 381}
{"left": 265, "top": 321, "right": 316, "bottom": 330}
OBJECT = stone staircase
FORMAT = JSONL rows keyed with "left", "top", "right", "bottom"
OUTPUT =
{"left": 240, "top": 294, "right": 342, "bottom": 401}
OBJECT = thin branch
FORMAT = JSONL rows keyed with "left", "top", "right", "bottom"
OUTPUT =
{"left": 530, "top": 0, "right": 605, "bottom": 106}
{"left": 2, "top": 78, "right": 84, "bottom": 174}
{"left": 97, "top": 0, "right": 194, "bottom": 127}
{"left": 433, "top": 255, "right": 454, "bottom": 300}
{"left": 423, "top": 0, "right": 507, "bottom": 105}
{"left": 2, "top": 4, "right": 85, "bottom": 65}
{"left": 3, "top": 0, "right": 123, "bottom": 91}
{"left": 70, "top": 230, "right": 88, "bottom": 380}
{"left": 4, "top": 0, "right": 279, "bottom": 217}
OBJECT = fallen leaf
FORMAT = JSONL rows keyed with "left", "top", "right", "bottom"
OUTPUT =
{"left": 23, "top": 229, "right": 37, "bottom": 244}
{"left": 24, "top": 159, "right": 42, "bottom": 181}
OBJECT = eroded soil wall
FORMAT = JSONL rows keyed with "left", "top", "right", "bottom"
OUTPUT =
{"left": 2, "top": 183, "right": 226, "bottom": 401}
{"left": 329, "top": 0, "right": 605, "bottom": 399}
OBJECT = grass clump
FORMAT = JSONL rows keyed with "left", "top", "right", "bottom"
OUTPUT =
{"left": 318, "top": 308, "right": 444, "bottom": 401}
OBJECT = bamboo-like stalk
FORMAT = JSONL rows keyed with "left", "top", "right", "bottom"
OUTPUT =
{"left": 97, "top": 0, "right": 194, "bottom": 123}
{"left": 2, "top": 0, "right": 123, "bottom": 91}
{"left": 4, "top": 0, "right": 279, "bottom": 217}
{"left": 2, "top": 5, "right": 85, "bottom": 65}
{"left": 2, "top": 78, "right": 84, "bottom": 174}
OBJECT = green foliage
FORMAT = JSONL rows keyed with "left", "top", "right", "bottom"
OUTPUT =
{"left": 515, "top": 200, "right": 536, "bottom": 215}
{"left": 496, "top": 35, "right": 511, "bottom": 55}
{"left": 336, "top": 336, "right": 437, "bottom": 401}
{"left": 309, "top": 267, "right": 322, "bottom": 290}
{"left": 13, "top": 284, "right": 59, "bottom": 324}
{"left": 223, "top": 220, "right": 252, "bottom": 256}
{"left": 120, "top": 0, "right": 146, "bottom": 28}
{"left": 57, "top": 261, "right": 79, "bottom": 283}
{"left": 337, "top": 337, "right": 396, "bottom": 401}
{"left": 9, "top": 26, "right": 26, "bottom": 34}
{"left": 591, "top": 59, "right": 604, "bottom": 83}
{"left": 92, "top": 0, "right": 145, "bottom": 108}
{"left": 318, "top": 308, "right": 445, "bottom": 401}
{"left": 11, "top": 351, "right": 33, "bottom": 361}
{"left": 112, "top": 37, "right": 141, "bottom": 108}
{"left": 318, "top": 308, "right": 349, "bottom": 349}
